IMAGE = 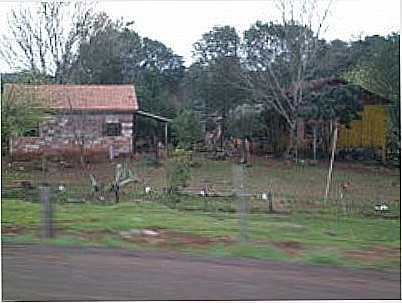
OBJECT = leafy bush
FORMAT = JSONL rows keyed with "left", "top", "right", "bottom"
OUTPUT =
{"left": 165, "top": 151, "right": 191, "bottom": 193}
{"left": 140, "top": 154, "right": 161, "bottom": 167}
{"left": 1, "top": 86, "right": 45, "bottom": 153}
{"left": 172, "top": 109, "right": 202, "bottom": 150}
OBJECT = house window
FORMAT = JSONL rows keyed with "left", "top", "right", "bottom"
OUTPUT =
{"left": 104, "top": 122, "right": 122, "bottom": 136}
{"left": 23, "top": 126, "right": 39, "bottom": 137}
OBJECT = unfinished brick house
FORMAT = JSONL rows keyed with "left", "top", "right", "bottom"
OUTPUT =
{"left": 6, "top": 84, "right": 139, "bottom": 161}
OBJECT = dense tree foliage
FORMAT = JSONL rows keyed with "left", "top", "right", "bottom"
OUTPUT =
{"left": 193, "top": 25, "right": 240, "bottom": 64}
{"left": 183, "top": 25, "right": 249, "bottom": 147}
{"left": 68, "top": 12, "right": 185, "bottom": 140}
{"left": 2, "top": 4, "right": 399, "bottom": 158}
{"left": 300, "top": 84, "right": 364, "bottom": 125}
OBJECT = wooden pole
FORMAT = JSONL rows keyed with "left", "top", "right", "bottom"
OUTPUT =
{"left": 325, "top": 121, "right": 338, "bottom": 201}
{"left": 313, "top": 125, "right": 317, "bottom": 161}
{"left": 154, "top": 134, "right": 159, "bottom": 162}
{"left": 165, "top": 122, "right": 168, "bottom": 158}
{"left": 268, "top": 190, "right": 273, "bottom": 213}
{"left": 39, "top": 185, "right": 53, "bottom": 238}
{"left": 233, "top": 165, "right": 247, "bottom": 243}
{"left": 132, "top": 113, "right": 137, "bottom": 155}
{"left": 381, "top": 138, "right": 386, "bottom": 163}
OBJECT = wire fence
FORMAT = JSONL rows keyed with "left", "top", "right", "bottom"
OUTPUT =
{"left": 2, "top": 153, "right": 400, "bottom": 220}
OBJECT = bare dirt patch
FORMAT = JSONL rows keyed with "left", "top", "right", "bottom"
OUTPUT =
{"left": 119, "top": 228, "right": 234, "bottom": 248}
{"left": 272, "top": 240, "right": 304, "bottom": 256}
{"left": 68, "top": 230, "right": 112, "bottom": 242}
{"left": 344, "top": 246, "right": 401, "bottom": 262}
{"left": 2, "top": 225, "right": 27, "bottom": 235}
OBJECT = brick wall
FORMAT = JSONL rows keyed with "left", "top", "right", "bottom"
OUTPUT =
{"left": 11, "top": 112, "right": 134, "bottom": 161}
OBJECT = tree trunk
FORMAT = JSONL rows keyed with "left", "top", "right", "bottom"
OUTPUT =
{"left": 154, "top": 135, "right": 159, "bottom": 162}
{"left": 284, "top": 125, "right": 296, "bottom": 159}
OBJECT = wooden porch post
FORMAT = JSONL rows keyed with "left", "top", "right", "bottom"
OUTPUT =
{"left": 313, "top": 125, "right": 317, "bottom": 161}
{"left": 132, "top": 113, "right": 137, "bottom": 155}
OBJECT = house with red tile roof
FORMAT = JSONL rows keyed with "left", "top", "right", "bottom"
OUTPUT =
{"left": 5, "top": 84, "right": 142, "bottom": 160}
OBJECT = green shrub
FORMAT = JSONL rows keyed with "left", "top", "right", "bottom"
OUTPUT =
{"left": 172, "top": 109, "right": 202, "bottom": 150}
{"left": 165, "top": 152, "right": 191, "bottom": 193}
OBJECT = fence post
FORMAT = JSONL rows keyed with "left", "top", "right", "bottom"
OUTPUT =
{"left": 233, "top": 164, "right": 247, "bottom": 243}
{"left": 325, "top": 121, "right": 338, "bottom": 201}
{"left": 39, "top": 185, "right": 53, "bottom": 238}
{"left": 268, "top": 190, "right": 273, "bottom": 213}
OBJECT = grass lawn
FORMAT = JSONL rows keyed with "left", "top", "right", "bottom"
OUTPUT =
{"left": 1, "top": 156, "right": 400, "bottom": 270}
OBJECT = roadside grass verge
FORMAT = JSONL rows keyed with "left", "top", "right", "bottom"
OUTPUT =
{"left": 2, "top": 198, "right": 400, "bottom": 270}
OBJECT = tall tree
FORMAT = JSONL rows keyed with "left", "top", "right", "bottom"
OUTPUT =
{"left": 137, "top": 38, "right": 184, "bottom": 88}
{"left": 1, "top": 2, "right": 94, "bottom": 83}
{"left": 69, "top": 12, "right": 184, "bottom": 118}
{"left": 69, "top": 13, "right": 132, "bottom": 84}
{"left": 242, "top": 0, "right": 332, "bottom": 156}
{"left": 190, "top": 25, "right": 246, "bottom": 147}
{"left": 193, "top": 25, "right": 240, "bottom": 64}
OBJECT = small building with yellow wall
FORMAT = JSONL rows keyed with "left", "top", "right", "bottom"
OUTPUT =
{"left": 337, "top": 92, "right": 390, "bottom": 160}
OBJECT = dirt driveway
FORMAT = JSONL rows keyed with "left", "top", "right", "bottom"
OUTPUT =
{"left": 2, "top": 244, "right": 400, "bottom": 301}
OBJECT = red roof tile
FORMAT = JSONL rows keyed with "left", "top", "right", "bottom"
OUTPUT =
{"left": 5, "top": 84, "right": 138, "bottom": 111}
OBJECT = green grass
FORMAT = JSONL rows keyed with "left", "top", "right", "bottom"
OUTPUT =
{"left": 304, "top": 250, "right": 343, "bottom": 266}
{"left": 2, "top": 157, "right": 400, "bottom": 270}
{"left": 2, "top": 197, "right": 400, "bottom": 270}
{"left": 204, "top": 243, "right": 288, "bottom": 261}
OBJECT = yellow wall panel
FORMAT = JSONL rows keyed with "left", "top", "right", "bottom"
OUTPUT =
{"left": 338, "top": 105, "right": 386, "bottom": 148}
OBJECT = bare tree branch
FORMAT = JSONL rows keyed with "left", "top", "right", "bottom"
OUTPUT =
{"left": 242, "top": 0, "right": 333, "bottom": 155}
{"left": 0, "top": 2, "right": 95, "bottom": 82}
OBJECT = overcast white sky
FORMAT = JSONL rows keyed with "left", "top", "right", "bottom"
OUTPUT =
{"left": 0, "top": 0, "right": 400, "bottom": 72}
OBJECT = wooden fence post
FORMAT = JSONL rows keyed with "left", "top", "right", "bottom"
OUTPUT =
{"left": 39, "top": 185, "right": 53, "bottom": 238}
{"left": 268, "top": 190, "right": 273, "bottom": 213}
{"left": 325, "top": 121, "right": 338, "bottom": 201}
{"left": 233, "top": 164, "right": 247, "bottom": 243}
{"left": 313, "top": 125, "right": 317, "bottom": 161}
{"left": 165, "top": 122, "right": 168, "bottom": 158}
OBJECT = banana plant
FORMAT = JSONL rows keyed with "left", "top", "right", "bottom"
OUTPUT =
{"left": 90, "top": 160, "right": 139, "bottom": 203}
